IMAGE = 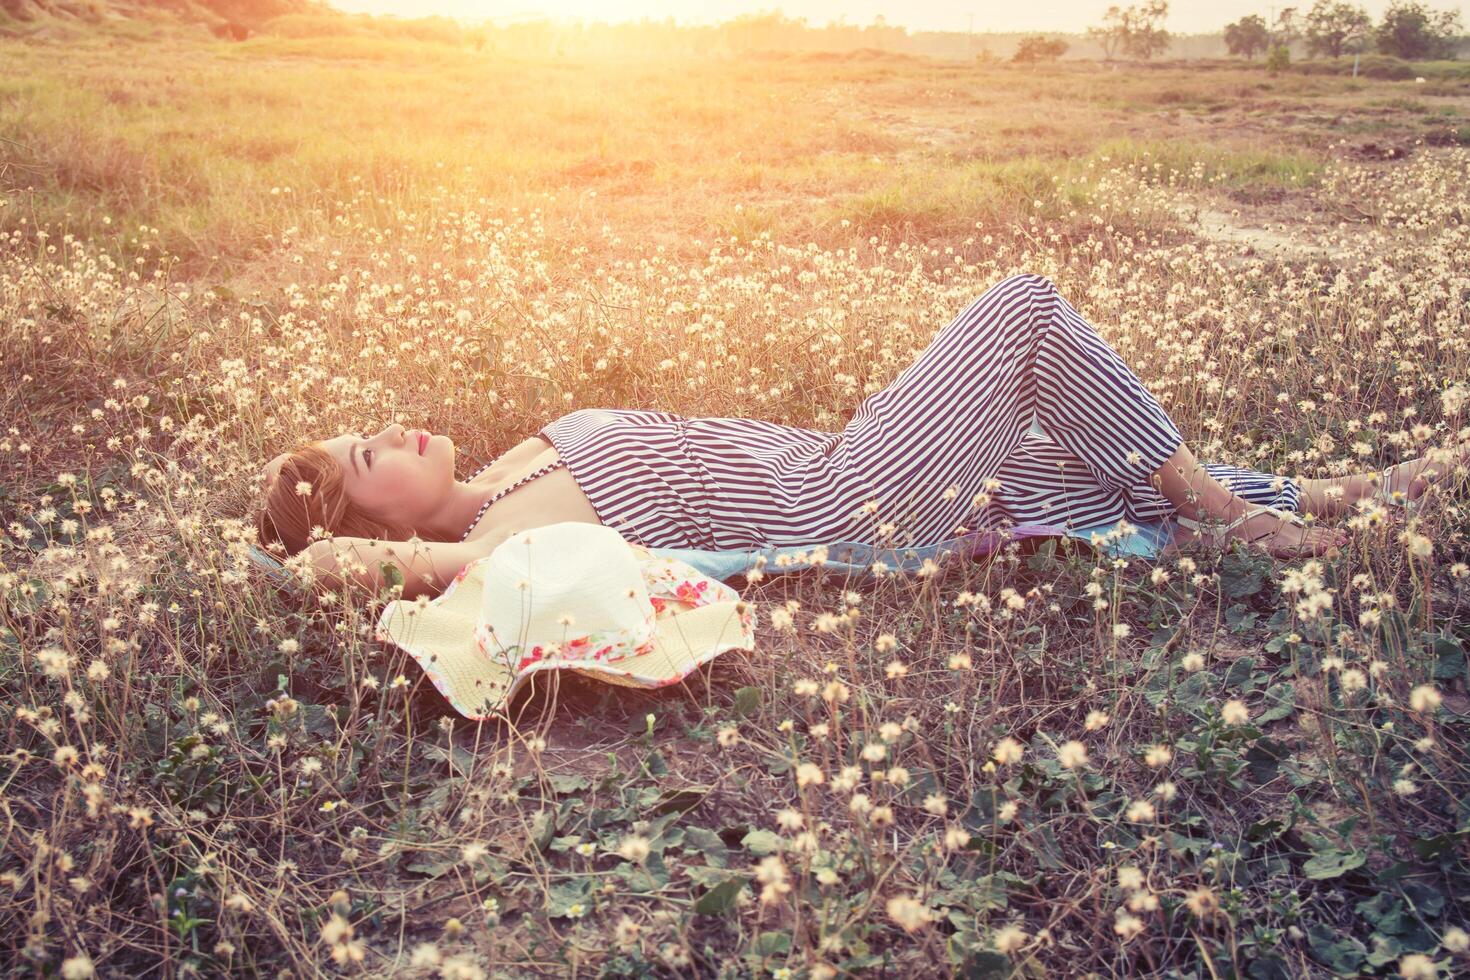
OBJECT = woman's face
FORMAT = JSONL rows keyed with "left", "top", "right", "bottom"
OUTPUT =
{"left": 326, "top": 423, "right": 454, "bottom": 526}
{"left": 264, "top": 423, "right": 454, "bottom": 528}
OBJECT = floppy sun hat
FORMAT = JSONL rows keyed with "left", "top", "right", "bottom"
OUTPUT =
{"left": 373, "top": 522, "right": 758, "bottom": 720}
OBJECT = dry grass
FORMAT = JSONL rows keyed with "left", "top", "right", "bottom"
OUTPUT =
{"left": 1, "top": 27, "right": 1469, "bottom": 980}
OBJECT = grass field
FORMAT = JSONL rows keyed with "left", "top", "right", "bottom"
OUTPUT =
{"left": 3, "top": 24, "right": 1470, "bottom": 979}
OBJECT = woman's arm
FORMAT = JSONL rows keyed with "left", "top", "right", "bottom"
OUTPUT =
{"left": 302, "top": 536, "right": 488, "bottom": 602}
{"left": 300, "top": 531, "right": 657, "bottom": 602}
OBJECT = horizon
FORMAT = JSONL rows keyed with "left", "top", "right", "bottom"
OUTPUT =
{"left": 327, "top": 1, "right": 1470, "bottom": 37}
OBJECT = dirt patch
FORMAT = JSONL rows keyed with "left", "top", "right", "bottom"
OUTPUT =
{"left": 1185, "top": 205, "right": 1350, "bottom": 263}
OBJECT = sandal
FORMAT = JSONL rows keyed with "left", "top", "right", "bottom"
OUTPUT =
{"left": 1174, "top": 504, "right": 1338, "bottom": 559}
{"left": 1372, "top": 445, "right": 1470, "bottom": 516}
{"left": 1371, "top": 463, "right": 1421, "bottom": 517}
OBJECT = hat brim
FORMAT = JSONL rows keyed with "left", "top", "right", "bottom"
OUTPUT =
{"left": 374, "top": 555, "right": 755, "bottom": 720}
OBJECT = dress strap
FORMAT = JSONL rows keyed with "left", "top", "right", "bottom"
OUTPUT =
{"left": 459, "top": 459, "right": 567, "bottom": 542}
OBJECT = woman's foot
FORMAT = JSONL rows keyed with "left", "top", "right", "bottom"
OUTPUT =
{"left": 1297, "top": 443, "right": 1469, "bottom": 516}
{"left": 1171, "top": 503, "right": 1347, "bottom": 560}
{"left": 1370, "top": 447, "right": 1465, "bottom": 508}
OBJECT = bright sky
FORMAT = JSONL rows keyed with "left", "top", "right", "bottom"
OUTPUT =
{"left": 330, "top": 1, "right": 1468, "bottom": 36}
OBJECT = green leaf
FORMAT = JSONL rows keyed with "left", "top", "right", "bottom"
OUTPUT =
{"left": 1377, "top": 609, "right": 1411, "bottom": 657}
{"left": 1219, "top": 554, "right": 1268, "bottom": 600}
{"left": 544, "top": 878, "right": 592, "bottom": 917}
{"left": 1247, "top": 815, "right": 1292, "bottom": 842}
{"left": 733, "top": 686, "right": 762, "bottom": 718}
{"left": 1400, "top": 881, "right": 1446, "bottom": 918}
{"left": 1246, "top": 737, "right": 1289, "bottom": 783}
{"left": 1224, "top": 656, "right": 1256, "bottom": 690}
{"left": 547, "top": 773, "right": 591, "bottom": 795}
{"left": 694, "top": 875, "right": 747, "bottom": 916}
{"left": 1432, "top": 636, "right": 1465, "bottom": 681}
{"left": 530, "top": 810, "right": 556, "bottom": 852}
{"left": 1225, "top": 604, "right": 1259, "bottom": 633}
{"left": 404, "top": 856, "right": 456, "bottom": 879}
{"left": 1306, "top": 922, "right": 1366, "bottom": 974}
{"left": 965, "top": 874, "right": 1010, "bottom": 913}
{"left": 1246, "top": 954, "right": 1292, "bottom": 980}
{"left": 651, "top": 785, "right": 709, "bottom": 816}
{"left": 423, "top": 742, "right": 477, "bottom": 772}
{"left": 959, "top": 950, "right": 1013, "bottom": 979}
{"left": 750, "top": 931, "right": 791, "bottom": 957}
{"left": 1412, "top": 828, "right": 1468, "bottom": 862}
{"left": 1025, "top": 823, "right": 1065, "bottom": 870}
{"left": 379, "top": 561, "right": 404, "bottom": 589}
{"left": 620, "top": 852, "right": 670, "bottom": 892}
{"left": 302, "top": 703, "right": 339, "bottom": 739}
{"left": 1256, "top": 682, "right": 1297, "bottom": 723}
{"left": 685, "top": 826, "right": 730, "bottom": 868}
{"left": 741, "top": 829, "right": 782, "bottom": 856}
{"left": 1174, "top": 670, "right": 1216, "bottom": 710}
{"left": 1303, "top": 847, "right": 1365, "bottom": 880}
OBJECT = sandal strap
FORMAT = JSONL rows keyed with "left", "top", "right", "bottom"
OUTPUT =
{"left": 1177, "top": 505, "right": 1300, "bottom": 547}
{"left": 1373, "top": 465, "right": 1400, "bottom": 506}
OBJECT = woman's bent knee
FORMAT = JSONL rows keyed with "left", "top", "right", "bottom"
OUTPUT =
{"left": 997, "top": 272, "right": 1057, "bottom": 293}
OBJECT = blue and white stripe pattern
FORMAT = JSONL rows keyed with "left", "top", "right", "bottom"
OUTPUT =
{"left": 538, "top": 274, "right": 1300, "bottom": 552}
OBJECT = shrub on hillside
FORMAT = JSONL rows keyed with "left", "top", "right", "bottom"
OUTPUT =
{"left": 261, "top": 11, "right": 464, "bottom": 45}
{"left": 260, "top": 13, "right": 374, "bottom": 38}
{"left": 1288, "top": 53, "right": 1470, "bottom": 78}
{"left": 1302, "top": 53, "right": 1415, "bottom": 77}
{"left": 1011, "top": 34, "right": 1069, "bottom": 64}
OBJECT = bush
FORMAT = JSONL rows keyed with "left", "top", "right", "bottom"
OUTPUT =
{"left": 1374, "top": 0, "right": 1463, "bottom": 60}
{"left": 1265, "top": 43, "right": 1292, "bottom": 72}
{"left": 1287, "top": 54, "right": 1470, "bottom": 79}
{"left": 259, "top": 13, "right": 373, "bottom": 38}
{"left": 260, "top": 12, "right": 465, "bottom": 45}
{"left": 1292, "top": 53, "right": 1416, "bottom": 78}
{"left": 1224, "top": 14, "right": 1270, "bottom": 59}
{"left": 1012, "top": 35, "right": 1069, "bottom": 64}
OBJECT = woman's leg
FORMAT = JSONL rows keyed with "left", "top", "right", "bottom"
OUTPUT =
{"left": 992, "top": 432, "right": 1302, "bottom": 529}
{"left": 844, "top": 273, "right": 1343, "bottom": 556}
{"left": 1123, "top": 455, "right": 1300, "bottom": 521}
{"left": 1297, "top": 444, "right": 1470, "bottom": 516}
{"left": 844, "top": 273, "right": 1189, "bottom": 544}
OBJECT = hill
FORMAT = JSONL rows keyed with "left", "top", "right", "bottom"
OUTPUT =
{"left": 0, "top": 0, "right": 321, "bottom": 36}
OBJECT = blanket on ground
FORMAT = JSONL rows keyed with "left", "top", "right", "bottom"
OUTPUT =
{"left": 245, "top": 516, "right": 1177, "bottom": 591}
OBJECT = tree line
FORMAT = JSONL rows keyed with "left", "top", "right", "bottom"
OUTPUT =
{"left": 1011, "top": 0, "right": 1464, "bottom": 63}
{"left": 1224, "top": 0, "right": 1462, "bottom": 61}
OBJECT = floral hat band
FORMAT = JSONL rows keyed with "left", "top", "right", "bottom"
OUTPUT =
{"left": 474, "top": 603, "right": 657, "bottom": 673}
{"left": 373, "top": 522, "right": 757, "bottom": 721}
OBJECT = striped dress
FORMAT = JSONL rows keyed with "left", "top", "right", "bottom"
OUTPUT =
{"left": 538, "top": 274, "right": 1300, "bottom": 553}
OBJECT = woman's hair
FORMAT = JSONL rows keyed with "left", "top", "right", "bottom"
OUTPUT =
{"left": 255, "top": 442, "right": 417, "bottom": 558}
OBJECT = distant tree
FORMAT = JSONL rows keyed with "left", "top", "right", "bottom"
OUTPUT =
{"left": 1087, "top": 5, "right": 1129, "bottom": 59}
{"left": 1304, "top": 0, "right": 1373, "bottom": 57}
{"left": 1273, "top": 7, "right": 1302, "bottom": 49}
{"left": 1121, "top": 0, "right": 1172, "bottom": 59}
{"left": 1087, "top": 1, "right": 1171, "bottom": 61}
{"left": 1012, "top": 34, "right": 1069, "bottom": 63}
{"left": 210, "top": 21, "right": 252, "bottom": 40}
{"left": 1224, "top": 14, "right": 1270, "bottom": 58}
{"left": 1374, "top": 0, "right": 1463, "bottom": 60}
